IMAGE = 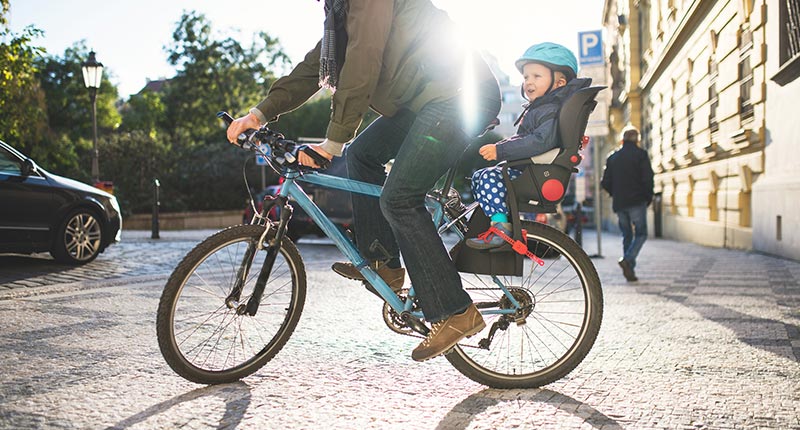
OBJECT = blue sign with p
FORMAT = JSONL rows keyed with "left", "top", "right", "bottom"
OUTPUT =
{"left": 578, "top": 31, "right": 604, "bottom": 66}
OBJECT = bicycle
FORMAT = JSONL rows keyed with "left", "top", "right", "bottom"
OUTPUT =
{"left": 156, "top": 86, "right": 604, "bottom": 389}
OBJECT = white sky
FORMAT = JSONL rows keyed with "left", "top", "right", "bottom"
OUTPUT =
{"left": 7, "top": 0, "right": 605, "bottom": 98}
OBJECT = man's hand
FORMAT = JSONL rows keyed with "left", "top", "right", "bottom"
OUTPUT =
{"left": 297, "top": 142, "right": 334, "bottom": 168}
{"left": 479, "top": 144, "right": 498, "bottom": 161}
{"left": 226, "top": 112, "right": 261, "bottom": 144}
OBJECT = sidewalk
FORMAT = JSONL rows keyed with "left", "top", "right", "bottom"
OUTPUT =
{"left": 1, "top": 229, "right": 799, "bottom": 428}
{"left": 584, "top": 230, "right": 799, "bottom": 360}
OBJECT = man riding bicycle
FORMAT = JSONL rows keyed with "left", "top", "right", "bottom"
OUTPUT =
{"left": 226, "top": 0, "right": 501, "bottom": 361}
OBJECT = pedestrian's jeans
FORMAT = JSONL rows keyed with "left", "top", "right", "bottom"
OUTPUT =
{"left": 345, "top": 91, "right": 500, "bottom": 323}
{"left": 617, "top": 203, "right": 648, "bottom": 269}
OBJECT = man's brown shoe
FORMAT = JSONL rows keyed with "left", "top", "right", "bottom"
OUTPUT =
{"left": 412, "top": 304, "right": 486, "bottom": 362}
{"left": 618, "top": 259, "right": 638, "bottom": 282}
{"left": 331, "top": 261, "right": 406, "bottom": 295}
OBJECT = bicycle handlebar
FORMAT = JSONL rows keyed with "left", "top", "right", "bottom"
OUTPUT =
{"left": 217, "top": 111, "right": 330, "bottom": 170}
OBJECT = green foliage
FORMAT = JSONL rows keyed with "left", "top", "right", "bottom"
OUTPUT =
{"left": 120, "top": 91, "right": 166, "bottom": 135}
{"left": 0, "top": 3, "right": 47, "bottom": 148}
{"left": 28, "top": 43, "right": 121, "bottom": 181}
{"left": 100, "top": 131, "right": 171, "bottom": 215}
{"left": 161, "top": 11, "right": 289, "bottom": 144}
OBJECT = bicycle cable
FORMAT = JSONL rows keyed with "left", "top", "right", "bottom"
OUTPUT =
{"left": 241, "top": 156, "right": 259, "bottom": 217}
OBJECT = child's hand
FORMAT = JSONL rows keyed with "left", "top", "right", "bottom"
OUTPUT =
{"left": 479, "top": 144, "right": 498, "bottom": 161}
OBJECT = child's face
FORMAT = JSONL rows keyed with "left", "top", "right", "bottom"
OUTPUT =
{"left": 522, "top": 62, "right": 556, "bottom": 101}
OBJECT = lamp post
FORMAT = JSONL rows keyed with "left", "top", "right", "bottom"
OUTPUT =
{"left": 81, "top": 51, "right": 104, "bottom": 184}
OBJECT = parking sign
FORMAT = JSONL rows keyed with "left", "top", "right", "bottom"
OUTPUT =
{"left": 578, "top": 30, "right": 604, "bottom": 66}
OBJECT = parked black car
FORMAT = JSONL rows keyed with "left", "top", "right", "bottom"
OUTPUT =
{"left": 0, "top": 140, "right": 122, "bottom": 264}
{"left": 243, "top": 153, "right": 353, "bottom": 242}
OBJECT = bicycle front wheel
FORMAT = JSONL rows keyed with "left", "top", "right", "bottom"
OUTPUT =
{"left": 446, "top": 221, "right": 602, "bottom": 388}
{"left": 156, "top": 225, "right": 306, "bottom": 384}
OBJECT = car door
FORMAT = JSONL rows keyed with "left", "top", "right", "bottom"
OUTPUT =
{"left": 0, "top": 145, "right": 56, "bottom": 250}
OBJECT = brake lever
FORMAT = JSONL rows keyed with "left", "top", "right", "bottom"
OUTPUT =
{"left": 298, "top": 145, "right": 332, "bottom": 170}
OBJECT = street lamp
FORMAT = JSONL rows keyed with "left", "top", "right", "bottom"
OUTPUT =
{"left": 81, "top": 51, "right": 104, "bottom": 183}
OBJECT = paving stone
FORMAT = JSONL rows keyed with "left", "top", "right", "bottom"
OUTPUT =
{"left": 0, "top": 230, "right": 799, "bottom": 429}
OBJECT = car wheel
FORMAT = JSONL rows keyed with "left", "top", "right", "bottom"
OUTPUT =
{"left": 52, "top": 209, "right": 104, "bottom": 264}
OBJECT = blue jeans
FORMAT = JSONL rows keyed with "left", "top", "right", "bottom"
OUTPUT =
{"left": 345, "top": 84, "right": 500, "bottom": 322}
{"left": 617, "top": 203, "right": 648, "bottom": 269}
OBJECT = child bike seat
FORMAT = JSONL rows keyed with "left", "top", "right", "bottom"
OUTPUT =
{"left": 504, "top": 84, "right": 606, "bottom": 215}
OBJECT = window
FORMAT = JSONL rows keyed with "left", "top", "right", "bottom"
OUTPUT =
{"left": 738, "top": 57, "right": 754, "bottom": 120}
{"left": 0, "top": 149, "right": 23, "bottom": 175}
{"left": 687, "top": 81, "right": 694, "bottom": 143}
{"left": 772, "top": 0, "right": 800, "bottom": 85}
{"left": 670, "top": 83, "right": 676, "bottom": 149}
{"left": 708, "top": 58, "right": 719, "bottom": 133}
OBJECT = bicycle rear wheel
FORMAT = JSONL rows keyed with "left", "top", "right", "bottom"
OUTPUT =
{"left": 156, "top": 225, "right": 306, "bottom": 384}
{"left": 446, "top": 221, "right": 602, "bottom": 388}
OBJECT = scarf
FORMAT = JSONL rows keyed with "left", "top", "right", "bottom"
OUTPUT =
{"left": 320, "top": 0, "right": 349, "bottom": 90}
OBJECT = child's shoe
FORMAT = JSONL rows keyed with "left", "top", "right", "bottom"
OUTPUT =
{"left": 466, "top": 222, "right": 512, "bottom": 250}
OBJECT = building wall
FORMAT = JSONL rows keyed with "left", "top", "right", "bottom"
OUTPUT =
{"left": 751, "top": 0, "right": 800, "bottom": 259}
{"left": 604, "top": 0, "right": 771, "bottom": 251}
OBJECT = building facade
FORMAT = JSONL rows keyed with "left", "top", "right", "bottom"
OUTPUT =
{"left": 601, "top": 0, "right": 800, "bottom": 259}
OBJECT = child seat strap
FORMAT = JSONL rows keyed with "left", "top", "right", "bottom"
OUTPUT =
{"left": 475, "top": 227, "right": 545, "bottom": 266}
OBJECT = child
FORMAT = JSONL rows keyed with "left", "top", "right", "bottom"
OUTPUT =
{"left": 467, "top": 42, "right": 586, "bottom": 250}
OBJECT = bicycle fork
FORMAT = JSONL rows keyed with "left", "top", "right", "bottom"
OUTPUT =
{"left": 226, "top": 195, "right": 293, "bottom": 316}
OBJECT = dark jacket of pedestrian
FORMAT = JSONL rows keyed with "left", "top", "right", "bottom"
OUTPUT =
{"left": 601, "top": 142, "right": 655, "bottom": 212}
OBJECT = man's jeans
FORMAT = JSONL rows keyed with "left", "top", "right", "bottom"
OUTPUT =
{"left": 617, "top": 203, "right": 648, "bottom": 269}
{"left": 345, "top": 86, "right": 500, "bottom": 322}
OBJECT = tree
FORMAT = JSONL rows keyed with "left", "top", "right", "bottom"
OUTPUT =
{"left": 153, "top": 11, "right": 293, "bottom": 211}
{"left": 100, "top": 131, "right": 170, "bottom": 215}
{"left": 32, "top": 43, "right": 121, "bottom": 180}
{"left": 161, "top": 11, "right": 289, "bottom": 144}
{"left": 0, "top": 0, "right": 47, "bottom": 149}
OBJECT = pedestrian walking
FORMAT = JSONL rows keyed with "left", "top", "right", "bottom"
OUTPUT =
{"left": 601, "top": 125, "right": 654, "bottom": 282}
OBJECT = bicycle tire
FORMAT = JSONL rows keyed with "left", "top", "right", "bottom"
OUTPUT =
{"left": 156, "top": 225, "right": 306, "bottom": 384}
{"left": 446, "top": 221, "right": 602, "bottom": 388}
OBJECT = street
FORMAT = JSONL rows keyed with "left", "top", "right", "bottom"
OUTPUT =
{"left": 1, "top": 229, "right": 799, "bottom": 429}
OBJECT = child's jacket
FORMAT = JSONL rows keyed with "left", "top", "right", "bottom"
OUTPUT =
{"left": 496, "top": 77, "right": 592, "bottom": 162}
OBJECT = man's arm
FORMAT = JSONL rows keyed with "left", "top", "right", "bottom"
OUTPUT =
{"left": 600, "top": 157, "right": 613, "bottom": 195}
{"left": 252, "top": 41, "right": 325, "bottom": 124}
{"left": 641, "top": 151, "right": 655, "bottom": 204}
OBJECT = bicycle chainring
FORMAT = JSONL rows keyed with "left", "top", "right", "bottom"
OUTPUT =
{"left": 381, "top": 289, "right": 415, "bottom": 335}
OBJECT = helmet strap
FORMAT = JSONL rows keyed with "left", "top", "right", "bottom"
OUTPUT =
{"left": 545, "top": 69, "right": 555, "bottom": 95}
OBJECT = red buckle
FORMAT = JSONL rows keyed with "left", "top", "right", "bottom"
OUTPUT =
{"left": 479, "top": 226, "right": 545, "bottom": 266}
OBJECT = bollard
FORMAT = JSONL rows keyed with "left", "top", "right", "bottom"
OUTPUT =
{"left": 574, "top": 202, "right": 583, "bottom": 246}
{"left": 151, "top": 178, "right": 160, "bottom": 239}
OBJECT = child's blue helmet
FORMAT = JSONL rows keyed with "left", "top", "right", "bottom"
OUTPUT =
{"left": 515, "top": 42, "right": 579, "bottom": 80}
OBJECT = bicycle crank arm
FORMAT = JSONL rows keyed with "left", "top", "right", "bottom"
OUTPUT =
{"left": 400, "top": 312, "right": 430, "bottom": 336}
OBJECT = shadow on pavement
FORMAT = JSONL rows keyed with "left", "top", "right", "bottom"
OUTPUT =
{"left": 436, "top": 388, "right": 623, "bottom": 430}
{"left": 637, "top": 255, "right": 800, "bottom": 362}
{"left": 0, "top": 254, "right": 70, "bottom": 284}
{"left": 104, "top": 381, "right": 251, "bottom": 430}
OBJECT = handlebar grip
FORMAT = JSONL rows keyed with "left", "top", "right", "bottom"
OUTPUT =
{"left": 217, "top": 111, "right": 235, "bottom": 125}
{"left": 299, "top": 145, "right": 332, "bottom": 169}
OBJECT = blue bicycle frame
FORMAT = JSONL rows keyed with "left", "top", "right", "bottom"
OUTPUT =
{"left": 275, "top": 168, "right": 521, "bottom": 318}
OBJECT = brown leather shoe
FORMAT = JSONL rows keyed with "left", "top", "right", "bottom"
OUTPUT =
{"left": 412, "top": 304, "right": 486, "bottom": 362}
{"left": 331, "top": 261, "right": 406, "bottom": 294}
{"left": 618, "top": 258, "right": 638, "bottom": 282}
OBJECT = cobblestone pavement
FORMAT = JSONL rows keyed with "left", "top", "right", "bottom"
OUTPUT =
{"left": 0, "top": 229, "right": 798, "bottom": 429}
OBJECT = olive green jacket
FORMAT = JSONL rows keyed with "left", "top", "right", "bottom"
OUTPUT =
{"left": 252, "top": 0, "right": 492, "bottom": 156}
